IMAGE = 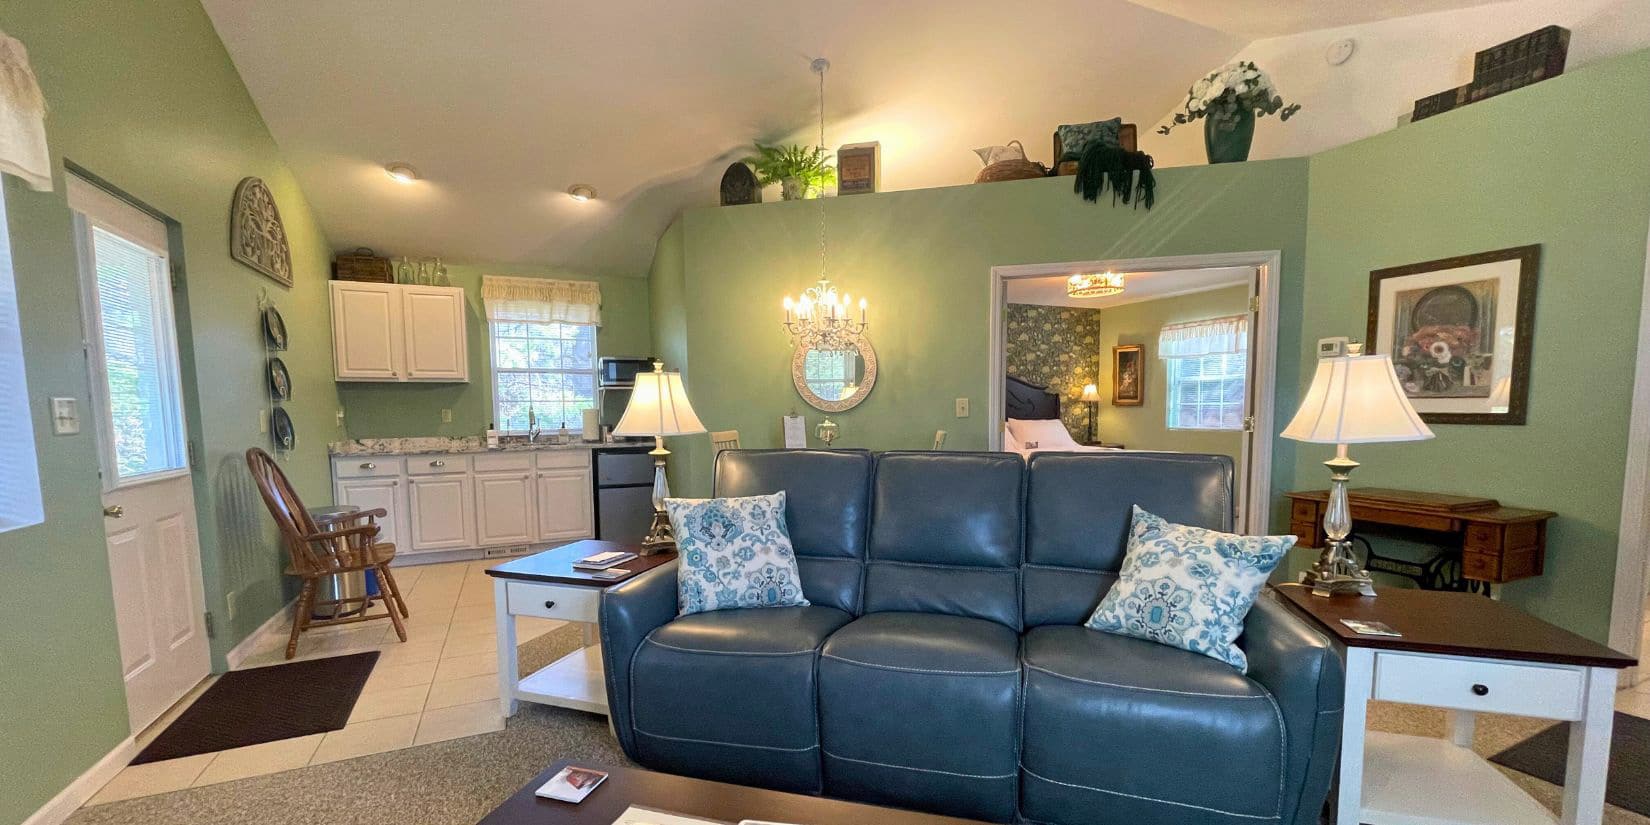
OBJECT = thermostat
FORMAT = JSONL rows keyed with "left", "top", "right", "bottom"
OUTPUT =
{"left": 1317, "top": 337, "right": 1351, "bottom": 358}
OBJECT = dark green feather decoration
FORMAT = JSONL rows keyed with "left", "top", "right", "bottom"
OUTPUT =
{"left": 1073, "top": 144, "right": 1156, "bottom": 209}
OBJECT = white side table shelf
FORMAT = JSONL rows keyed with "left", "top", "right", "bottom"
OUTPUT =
{"left": 1275, "top": 584, "right": 1635, "bottom": 825}
{"left": 487, "top": 540, "right": 675, "bottom": 717}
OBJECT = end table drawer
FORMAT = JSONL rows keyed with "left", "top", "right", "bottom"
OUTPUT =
{"left": 505, "top": 580, "right": 600, "bottom": 623}
{"left": 1372, "top": 652, "right": 1584, "bottom": 719}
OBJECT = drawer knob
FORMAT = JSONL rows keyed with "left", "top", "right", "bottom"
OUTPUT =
{"left": 544, "top": 600, "right": 556, "bottom": 609}
{"left": 360, "top": 462, "right": 376, "bottom": 470}
{"left": 431, "top": 460, "right": 446, "bottom": 468}
{"left": 1471, "top": 683, "right": 1490, "bottom": 696}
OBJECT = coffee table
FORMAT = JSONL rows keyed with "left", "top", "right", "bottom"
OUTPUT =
{"left": 479, "top": 760, "right": 994, "bottom": 825}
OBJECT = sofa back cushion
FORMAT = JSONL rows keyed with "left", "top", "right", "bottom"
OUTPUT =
{"left": 1023, "top": 452, "right": 1233, "bottom": 628}
{"left": 715, "top": 449, "right": 872, "bottom": 614}
{"left": 865, "top": 452, "right": 1025, "bottom": 630}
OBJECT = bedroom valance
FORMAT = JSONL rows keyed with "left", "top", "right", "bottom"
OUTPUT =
{"left": 0, "top": 30, "right": 50, "bottom": 191}
{"left": 1158, "top": 314, "right": 1248, "bottom": 359}
{"left": 482, "top": 275, "right": 601, "bottom": 325}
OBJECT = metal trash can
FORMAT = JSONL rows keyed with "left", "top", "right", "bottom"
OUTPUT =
{"left": 307, "top": 505, "right": 369, "bottom": 620}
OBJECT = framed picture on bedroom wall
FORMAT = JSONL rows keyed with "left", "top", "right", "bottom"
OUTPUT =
{"left": 1367, "top": 245, "right": 1539, "bottom": 425}
{"left": 1112, "top": 344, "right": 1144, "bottom": 406}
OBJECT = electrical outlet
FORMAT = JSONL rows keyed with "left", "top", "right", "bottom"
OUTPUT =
{"left": 955, "top": 398, "right": 970, "bottom": 418}
{"left": 335, "top": 409, "right": 346, "bottom": 428}
{"left": 225, "top": 590, "right": 237, "bottom": 622}
{"left": 441, "top": 408, "right": 453, "bottom": 423}
{"left": 259, "top": 410, "right": 269, "bottom": 433}
{"left": 50, "top": 397, "right": 80, "bottom": 435}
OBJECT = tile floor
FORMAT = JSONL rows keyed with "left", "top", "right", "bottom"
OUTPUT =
{"left": 85, "top": 558, "right": 566, "bottom": 806}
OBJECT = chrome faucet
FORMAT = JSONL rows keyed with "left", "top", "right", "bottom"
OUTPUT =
{"left": 527, "top": 407, "right": 542, "bottom": 443}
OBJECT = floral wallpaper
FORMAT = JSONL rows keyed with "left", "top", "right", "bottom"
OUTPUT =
{"left": 1005, "top": 303, "right": 1102, "bottom": 441}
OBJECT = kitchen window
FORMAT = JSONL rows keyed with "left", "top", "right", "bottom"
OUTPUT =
{"left": 1160, "top": 313, "right": 1249, "bottom": 432}
{"left": 483, "top": 276, "right": 602, "bottom": 433}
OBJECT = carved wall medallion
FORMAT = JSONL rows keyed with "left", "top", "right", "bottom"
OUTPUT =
{"left": 230, "top": 177, "right": 294, "bottom": 287}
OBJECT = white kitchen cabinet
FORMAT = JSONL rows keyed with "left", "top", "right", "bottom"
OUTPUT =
{"left": 407, "top": 472, "right": 476, "bottom": 550}
{"left": 475, "top": 470, "right": 537, "bottom": 546}
{"left": 335, "top": 474, "right": 405, "bottom": 549}
{"left": 330, "top": 281, "right": 468, "bottom": 382}
{"left": 537, "top": 468, "right": 594, "bottom": 541}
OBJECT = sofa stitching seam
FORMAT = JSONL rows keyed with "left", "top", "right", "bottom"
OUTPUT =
{"left": 635, "top": 727, "right": 818, "bottom": 753}
{"left": 1022, "top": 663, "right": 1269, "bottom": 698}
{"left": 1019, "top": 765, "right": 1280, "bottom": 821}
{"left": 642, "top": 637, "right": 818, "bottom": 657}
{"left": 822, "top": 652, "right": 1019, "bottom": 676}
{"left": 824, "top": 749, "right": 1016, "bottom": 780}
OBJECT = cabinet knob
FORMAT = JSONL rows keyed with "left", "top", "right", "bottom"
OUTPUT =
{"left": 360, "top": 462, "right": 376, "bottom": 470}
{"left": 543, "top": 600, "right": 556, "bottom": 609}
{"left": 1471, "top": 683, "right": 1489, "bottom": 696}
{"left": 431, "top": 460, "right": 446, "bottom": 468}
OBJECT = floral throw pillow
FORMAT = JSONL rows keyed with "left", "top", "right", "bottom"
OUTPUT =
{"left": 664, "top": 492, "right": 810, "bottom": 616}
{"left": 1085, "top": 506, "right": 1294, "bottom": 671}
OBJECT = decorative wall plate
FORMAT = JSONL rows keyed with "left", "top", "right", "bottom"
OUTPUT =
{"left": 271, "top": 407, "right": 295, "bottom": 451}
{"left": 268, "top": 357, "right": 291, "bottom": 401}
{"left": 231, "top": 177, "right": 294, "bottom": 287}
{"left": 263, "top": 306, "right": 288, "bottom": 350}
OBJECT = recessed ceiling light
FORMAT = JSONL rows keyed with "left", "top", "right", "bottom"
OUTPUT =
{"left": 384, "top": 162, "right": 420, "bottom": 184}
{"left": 567, "top": 184, "right": 597, "bottom": 202}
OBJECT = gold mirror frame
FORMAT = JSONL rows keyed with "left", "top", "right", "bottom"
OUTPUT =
{"left": 791, "top": 334, "right": 878, "bottom": 413}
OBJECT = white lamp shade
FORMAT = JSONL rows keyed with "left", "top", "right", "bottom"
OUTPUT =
{"left": 1281, "top": 354, "right": 1434, "bottom": 444}
{"left": 613, "top": 366, "right": 707, "bottom": 437}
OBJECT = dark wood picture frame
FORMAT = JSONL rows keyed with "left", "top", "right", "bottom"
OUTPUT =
{"left": 1112, "top": 344, "right": 1144, "bottom": 406}
{"left": 1367, "top": 245, "right": 1539, "bottom": 425}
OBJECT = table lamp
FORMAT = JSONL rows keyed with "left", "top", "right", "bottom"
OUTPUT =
{"left": 1080, "top": 383, "right": 1101, "bottom": 443}
{"left": 612, "top": 361, "right": 706, "bottom": 554}
{"left": 1281, "top": 347, "right": 1433, "bottom": 596}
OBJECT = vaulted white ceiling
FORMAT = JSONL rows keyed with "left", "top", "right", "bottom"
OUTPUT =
{"left": 200, "top": 0, "right": 1498, "bottom": 277}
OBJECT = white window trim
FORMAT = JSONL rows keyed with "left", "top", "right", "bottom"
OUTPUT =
{"left": 487, "top": 319, "right": 599, "bottom": 435}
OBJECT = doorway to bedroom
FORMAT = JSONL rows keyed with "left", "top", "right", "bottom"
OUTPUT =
{"left": 988, "top": 253, "right": 1281, "bottom": 533}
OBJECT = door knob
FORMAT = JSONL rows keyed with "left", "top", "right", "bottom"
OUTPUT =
{"left": 103, "top": 505, "right": 124, "bottom": 518}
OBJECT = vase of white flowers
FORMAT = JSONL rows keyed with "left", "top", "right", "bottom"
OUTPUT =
{"left": 1157, "top": 61, "right": 1301, "bottom": 164}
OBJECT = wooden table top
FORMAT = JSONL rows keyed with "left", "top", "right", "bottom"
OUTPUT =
{"left": 478, "top": 760, "right": 994, "bottom": 825}
{"left": 1273, "top": 583, "right": 1635, "bottom": 669}
{"left": 485, "top": 540, "right": 675, "bottom": 588}
{"left": 1284, "top": 488, "right": 1555, "bottom": 523}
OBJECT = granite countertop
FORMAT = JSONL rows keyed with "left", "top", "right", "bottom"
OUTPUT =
{"left": 327, "top": 436, "right": 650, "bottom": 457}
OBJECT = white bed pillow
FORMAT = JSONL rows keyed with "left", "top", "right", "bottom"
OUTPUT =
{"left": 1007, "top": 417, "right": 1080, "bottom": 450}
{"left": 1003, "top": 425, "right": 1022, "bottom": 452}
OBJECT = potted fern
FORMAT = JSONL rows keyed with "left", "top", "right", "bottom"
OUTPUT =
{"left": 744, "top": 143, "right": 836, "bottom": 200}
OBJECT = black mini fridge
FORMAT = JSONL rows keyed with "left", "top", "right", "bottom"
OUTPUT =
{"left": 592, "top": 445, "right": 655, "bottom": 545}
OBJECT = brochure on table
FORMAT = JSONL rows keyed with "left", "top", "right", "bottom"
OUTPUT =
{"left": 610, "top": 807, "right": 797, "bottom": 825}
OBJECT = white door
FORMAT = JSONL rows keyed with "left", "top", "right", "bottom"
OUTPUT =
{"left": 475, "top": 471, "right": 535, "bottom": 546}
{"left": 408, "top": 473, "right": 475, "bottom": 550}
{"left": 337, "top": 475, "right": 404, "bottom": 549}
{"left": 401, "top": 286, "right": 467, "bottom": 380}
{"left": 69, "top": 175, "right": 209, "bottom": 734}
{"left": 331, "top": 281, "right": 401, "bottom": 380}
{"left": 537, "top": 469, "right": 594, "bottom": 541}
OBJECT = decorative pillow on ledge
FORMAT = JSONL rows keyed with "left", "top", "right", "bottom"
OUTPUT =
{"left": 664, "top": 492, "right": 810, "bottom": 616}
{"left": 1085, "top": 505, "right": 1294, "bottom": 672}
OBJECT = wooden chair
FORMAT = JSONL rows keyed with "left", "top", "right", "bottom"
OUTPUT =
{"left": 933, "top": 430, "right": 947, "bottom": 450}
{"left": 710, "top": 429, "right": 741, "bottom": 453}
{"left": 245, "top": 448, "right": 410, "bottom": 659}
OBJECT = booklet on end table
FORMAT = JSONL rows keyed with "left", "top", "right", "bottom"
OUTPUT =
{"left": 534, "top": 766, "right": 609, "bottom": 803}
{"left": 572, "top": 550, "right": 638, "bottom": 570}
{"left": 609, "top": 807, "right": 800, "bottom": 825}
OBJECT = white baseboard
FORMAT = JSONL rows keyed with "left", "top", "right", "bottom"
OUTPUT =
{"left": 224, "top": 596, "right": 296, "bottom": 671}
{"left": 21, "top": 735, "right": 137, "bottom": 825}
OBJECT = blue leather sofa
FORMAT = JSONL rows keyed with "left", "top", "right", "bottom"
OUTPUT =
{"left": 601, "top": 450, "right": 1344, "bottom": 825}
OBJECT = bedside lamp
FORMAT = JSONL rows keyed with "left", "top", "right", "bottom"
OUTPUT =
{"left": 1080, "top": 383, "right": 1101, "bottom": 443}
{"left": 613, "top": 361, "right": 706, "bottom": 554}
{"left": 1281, "top": 349, "right": 1433, "bottom": 596}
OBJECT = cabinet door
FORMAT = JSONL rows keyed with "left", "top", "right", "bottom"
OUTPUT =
{"left": 474, "top": 470, "right": 535, "bottom": 547}
{"left": 537, "top": 469, "right": 593, "bottom": 542}
{"left": 336, "top": 475, "right": 405, "bottom": 549}
{"left": 407, "top": 473, "right": 475, "bottom": 551}
{"left": 401, "top": 286, "right": 468, "bottom": 381}
{"left": 331, "top": 281, "right": 402, "bottom": 380}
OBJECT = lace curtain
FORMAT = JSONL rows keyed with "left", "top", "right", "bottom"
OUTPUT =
{"left": 0, "top": 30, "right": 50, "bottom": 191}
{"left": 482, "top": 275, "right": 602, "bottom": 325}
{"left": 1158, "top": 314, "right": 1248, "bottom": 359}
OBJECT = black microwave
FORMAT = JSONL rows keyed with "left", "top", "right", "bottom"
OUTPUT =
{"left": 599, "top": 356, "right": 654, "bottom": 388}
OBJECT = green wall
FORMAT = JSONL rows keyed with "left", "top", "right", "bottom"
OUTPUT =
{"left": 1004, "top": 303, "right": 1102, "bottom": 442}
{"left": 0, "top": 0, "right": 341, "bottom": 821}
{"left": 1299, "top": 49, "right": 1650, "bottom": 640}
{"left": 1097, "top": 284, "right": 1249, "bottom": 460}
{"left": 655, "top": 160, "right": 1312, "bottom": 499}
{"left": 337, "top": 264, "right": 651, "bottom": 438}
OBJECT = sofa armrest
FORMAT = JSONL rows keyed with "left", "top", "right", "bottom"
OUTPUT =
{"left": 1242, "top": 588, "right": 1345, "bottom": 825}
{"left": 599, "top": 560, "right": 679, "bottom": 757}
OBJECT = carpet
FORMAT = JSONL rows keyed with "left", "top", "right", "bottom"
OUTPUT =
{"left": 1490, "top": 712, "right": 1650, "bottom": 816}
{"left": 131, "top": 651, "right": 380, "bottom": 764}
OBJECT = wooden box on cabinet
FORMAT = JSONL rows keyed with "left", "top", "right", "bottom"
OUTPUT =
{"left": 330, "top": 281, "right": 468, "bottom": 382}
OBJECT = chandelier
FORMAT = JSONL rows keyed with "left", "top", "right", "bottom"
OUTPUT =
{"left": 781, "top": 57, "right": 868, "bottom": 349}
{"left": 1067, "top": 271, "right": 1126, "bottom": 298}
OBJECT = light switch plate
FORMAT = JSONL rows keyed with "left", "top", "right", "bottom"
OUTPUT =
{"left": 955, "top": 398, "right": 970, "bottom": 418}
{"left": 441, "top": 408, "right": 453, "bottom": 423}
{"left": 50, "top": 397, "right": 80, "bottom": 435}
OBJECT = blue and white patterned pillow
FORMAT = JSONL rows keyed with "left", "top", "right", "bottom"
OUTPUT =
{"left": 1085, "top": 506, "right": 1294, "bottom": 671}
{"left": 664, "top": 492, "right": 810, "bottom": 616}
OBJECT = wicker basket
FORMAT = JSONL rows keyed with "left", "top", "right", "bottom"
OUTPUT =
{"left": 975, "top": 159, "right": 1048, "bottom": 184}
{"left": 332, "top": 247, "right": 392, "bottom": 282}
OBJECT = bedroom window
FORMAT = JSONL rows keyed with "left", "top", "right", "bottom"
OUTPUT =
{"left": 482, "top": 276, "right": 602, "bottom": 433}
{"left": 1161, "top": 313, "right": 1249, "bottom": 432}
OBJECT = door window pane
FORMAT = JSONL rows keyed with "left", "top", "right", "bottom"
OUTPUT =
{"left": 90, "top": 227, "right": 186, "bottom": 479}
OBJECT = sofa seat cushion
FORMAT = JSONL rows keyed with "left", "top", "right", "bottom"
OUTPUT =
{"left": 1020, "top": 625, "right": 1287, "bottom": 825}
{"left": 818, "top": 612, "right": 1021, "bottom": 822}
{"left": 628, "top": 605, "right": 852, "bottom": 793}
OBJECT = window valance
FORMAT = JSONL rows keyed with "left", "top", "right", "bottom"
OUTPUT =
{"left": 0, "top": 31, "right": 50, "bottom": 192}
{"left": 482, "top": 275, "right": 601, "bottom": 325}
{"left": 1158, "top": 314, "right": 1248, "bottom": 359}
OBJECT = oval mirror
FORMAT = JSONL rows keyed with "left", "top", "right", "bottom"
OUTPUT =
{"left": 792, "top": 334, "right": 877, "bottom": 412}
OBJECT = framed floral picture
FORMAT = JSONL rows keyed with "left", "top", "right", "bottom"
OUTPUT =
{"left": 1112, "top": 344, "right": 1144, "bottom": 406}
{"left": 1366, "top": 245, "right": 1539, "bottom": 425}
